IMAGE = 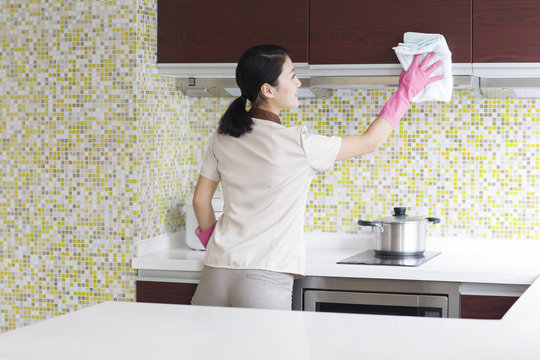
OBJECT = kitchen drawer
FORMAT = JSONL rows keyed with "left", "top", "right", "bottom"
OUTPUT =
{"left": 136, "top": 281, "right": 197, "bottom": 305}
{"left": 460, "top": 295, "right": 519, "bottom": 319}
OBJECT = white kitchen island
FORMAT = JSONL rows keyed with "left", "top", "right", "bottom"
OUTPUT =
{"left": 0, "top": 280, "right": 539, "bottom": 360}
{"left": 2, "top": 233, "right": 540, "bottom": 359}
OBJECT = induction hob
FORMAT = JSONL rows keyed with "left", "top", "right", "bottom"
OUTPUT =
{"left": 337, "top": 250, "right": 441, "bottom": 267}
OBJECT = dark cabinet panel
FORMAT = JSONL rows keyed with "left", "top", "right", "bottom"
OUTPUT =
{"left": 158, "top": 0, "right": 309, "bottom": 63}
{"left": 136, "top": 281, "right": 197, "bottom": 305}
{"left": 473, "top": 0, "right": 540, "bottom": 62}
{"left": 309, "top": 0, "right": 472, "bottom": 64}
{"left": 158, "top": 0, "right": 540, "bottom": 66}
{"left": 460, "top": 295, "right": 519, "bottom": 319}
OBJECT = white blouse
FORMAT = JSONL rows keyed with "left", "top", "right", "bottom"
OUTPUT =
{"left": 199, "top": 118, "right": 342, "bottom": 276}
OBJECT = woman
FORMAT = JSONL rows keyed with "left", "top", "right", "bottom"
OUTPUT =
{"left": 191, "top": 44, "right": 442, "bottom": 310}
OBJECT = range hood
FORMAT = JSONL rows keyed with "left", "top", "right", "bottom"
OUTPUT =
{"left": 158, "top": 63, "right": 540, "bottom": 99}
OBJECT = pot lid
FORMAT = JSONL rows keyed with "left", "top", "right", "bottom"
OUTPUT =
{"left": 378, "top": 207, "right": 429, "bottom": 224}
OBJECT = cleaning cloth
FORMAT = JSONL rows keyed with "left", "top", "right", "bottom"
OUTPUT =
{"left": 393, "top": 32, "right": 453, "bottom": 102}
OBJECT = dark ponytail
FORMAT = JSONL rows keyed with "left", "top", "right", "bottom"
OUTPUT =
{"left": 218, "top": 45, "right": 290, "bottom": 137}
{"left": 218, "top": 95, "right": 251, "bottom": 138}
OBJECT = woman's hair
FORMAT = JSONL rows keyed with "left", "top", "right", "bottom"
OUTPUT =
{"left": 218, "top": 44, "right": 290, "bottom": 137}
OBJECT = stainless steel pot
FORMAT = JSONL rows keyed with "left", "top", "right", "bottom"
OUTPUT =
{"left": 358, "top": 207, "right": 440, "bottom": 256}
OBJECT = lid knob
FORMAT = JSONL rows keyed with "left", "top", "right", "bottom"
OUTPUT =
{"left": 393, "top": 207, "right": 406, "bottom": 216}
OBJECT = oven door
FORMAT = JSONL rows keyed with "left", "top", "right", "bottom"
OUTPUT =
{"left": 304, "top": 290, "right": 448, "bottom": 317}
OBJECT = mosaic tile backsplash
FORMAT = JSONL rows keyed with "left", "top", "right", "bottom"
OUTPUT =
{"left": 1, "top": 0, "right": 539, "bottom": 333}
{"left": 190, "top": 91, "right": 539, "bottom": 239}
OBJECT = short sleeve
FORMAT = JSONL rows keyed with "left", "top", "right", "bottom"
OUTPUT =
{"left": 300, "top": 126, "right": 342, "bottom": 171}
{"left": 199, "top": 131, "right": 221, "bottom": 181}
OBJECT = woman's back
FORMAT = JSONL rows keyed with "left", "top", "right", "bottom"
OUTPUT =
{"left": 202, "top": 118, "right": 340, "bottom": 274}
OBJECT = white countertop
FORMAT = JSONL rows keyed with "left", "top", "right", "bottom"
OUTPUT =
{"left": 1, "top": 282, "right": 540, "bottom": 360}
{"left": 132, "top": 232, "right": 540, "bottom": 286}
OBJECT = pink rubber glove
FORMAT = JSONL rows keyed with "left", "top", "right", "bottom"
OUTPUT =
{"left": 379, "top": 52, "right": 444, "bottom": 128}
{"left": 195, "top": 221, "right": 216, "bottom": 249}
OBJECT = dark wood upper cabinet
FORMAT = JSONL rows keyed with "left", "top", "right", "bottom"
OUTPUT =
{"left": 309, "top": 0, "right": 472, "bottom": 64}
{"left": 473, "top": 0, "right": 540, "bottom": 62}
{"left": 158, "top": 0, "right": 540, "bottom": 66}
{"left": 157, "top": 0, "right": 309, "bottom": 63}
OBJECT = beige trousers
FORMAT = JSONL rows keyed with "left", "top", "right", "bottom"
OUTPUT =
{"left": 191, "top": 265, "right": 294, "bottom": 310}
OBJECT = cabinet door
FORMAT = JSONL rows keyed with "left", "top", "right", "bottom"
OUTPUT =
{"left": 136, "top": 281, "right": 197, "bottom": 305}
{"left": 158, "top": 0, "right": 309, "bottom": 63}
{"left": 309, "top": 0, "right": 471, "bottom": 64}
{"left": 474, "top": 0, "right": 540, "bottom": 62}
{"left": 460, "top": 295, "right": 519, "bottom": 319}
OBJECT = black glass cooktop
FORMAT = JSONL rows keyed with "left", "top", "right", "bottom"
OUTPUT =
{"left": 337, "top": 250, "right": 441, "bottom": 267}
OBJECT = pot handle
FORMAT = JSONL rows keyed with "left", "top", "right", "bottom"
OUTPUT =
{"left": 358, "top": 220, "right": 384, "bottom": 232}
{"left": 427, "top": 217, "right": 441, "bottom": 225}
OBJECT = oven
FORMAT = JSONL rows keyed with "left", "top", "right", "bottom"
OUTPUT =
{"left": 293, "top": 277, "right": 460, "bottom": 318}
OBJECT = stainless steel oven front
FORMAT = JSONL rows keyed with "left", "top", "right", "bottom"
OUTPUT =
{"left": 293, "top": 277, "right": 460, "bottom": 318}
